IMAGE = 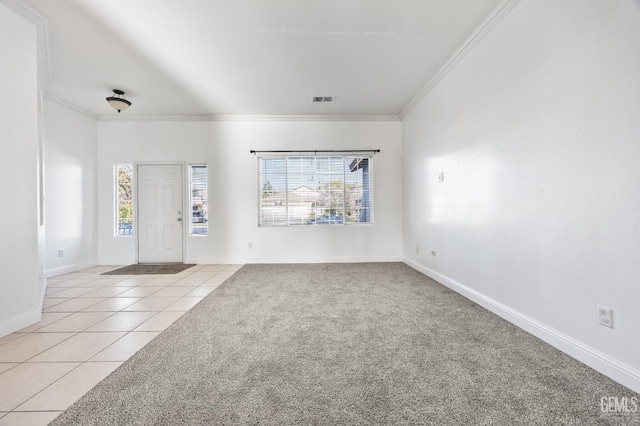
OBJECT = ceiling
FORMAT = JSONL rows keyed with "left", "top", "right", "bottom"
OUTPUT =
{"left": 20, "top": 0, "right": 503, "bottom": 117}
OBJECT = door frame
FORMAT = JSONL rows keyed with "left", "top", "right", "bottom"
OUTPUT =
{"left": 133, "top": 161, "right": 187, "bottom": 264}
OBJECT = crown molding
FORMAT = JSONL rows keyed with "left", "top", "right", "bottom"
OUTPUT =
{"left": 44, "top": 92, "right": 98, "bottom": 120}
{"left": 0, "top": 0, "right": 51, "bottom": 85}
{"left": 400, "top": 0, "right": 521, "bottom": 119}
{"left": 97, "top": 114, "right": 401, "bottom": 123}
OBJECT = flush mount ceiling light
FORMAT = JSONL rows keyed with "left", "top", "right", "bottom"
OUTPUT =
{"left": 106, "top": 89, "right": 131, "bottom": 113}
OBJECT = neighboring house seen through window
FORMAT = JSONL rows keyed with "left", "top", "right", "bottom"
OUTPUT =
{"left": 259, "top": 156, "right": 372, "bottom": 226}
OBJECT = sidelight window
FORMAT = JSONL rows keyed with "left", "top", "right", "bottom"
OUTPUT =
{"left": 190, "top": 165, "right": 208, "bottom": 235}
{"left": 115, "top": 164, "right": 133, "bottom": 236}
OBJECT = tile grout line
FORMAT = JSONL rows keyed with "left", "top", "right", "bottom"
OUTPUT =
{"left": 9, "top": 361, "right": 86, "bottom": 412}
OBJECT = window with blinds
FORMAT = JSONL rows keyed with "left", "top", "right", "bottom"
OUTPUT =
{"left": 259, "top": 155, "right": 373, "bottom": 226}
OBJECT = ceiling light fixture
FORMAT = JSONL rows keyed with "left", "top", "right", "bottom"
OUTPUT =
{"left": 106, "top": 89, "right": 131, "bottom": 113}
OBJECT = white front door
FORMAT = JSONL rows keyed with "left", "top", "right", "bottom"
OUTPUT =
{"left": 137, "top": 164, "right": 184, "bottom": 263}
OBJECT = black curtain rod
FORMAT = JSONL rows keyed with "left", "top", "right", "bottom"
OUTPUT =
{"left": 250, "top": 149, "right": 380, "bottom": 154}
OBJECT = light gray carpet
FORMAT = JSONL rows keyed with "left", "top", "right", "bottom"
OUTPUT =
{"left": 101, "top": 264, "right": 196, "bottom": 275}
{"left": 53, "top": 263, "right": 639, "bottom": 425}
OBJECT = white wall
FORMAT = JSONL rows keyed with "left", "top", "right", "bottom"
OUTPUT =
{"left": 98, "top": 119, "right": 402, "bottom": 264}
{"left": 43, "top": 99, "right": 98, "bottom": 277}
{"left": 0, "top": 4, "right": 42, "bottom": 336}
{"left": 402, "top": 0, "right": 640, "bottom": 392}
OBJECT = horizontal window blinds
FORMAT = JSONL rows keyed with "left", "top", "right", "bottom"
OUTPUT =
{"left": 259, "top": 155, "right": 372, "bottom": 226}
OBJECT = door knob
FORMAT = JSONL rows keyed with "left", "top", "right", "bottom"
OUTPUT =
{"left": 177, "top": 218, "right": 182, "bottom": 222}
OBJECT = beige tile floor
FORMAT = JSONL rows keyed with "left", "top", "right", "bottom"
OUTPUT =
{"left": 0, "top": 264, "right": 242, "bottom": 426}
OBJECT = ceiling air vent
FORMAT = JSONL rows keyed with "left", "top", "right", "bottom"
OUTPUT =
{"left": 312, "top": 96, "right": 333, "bottom": 103}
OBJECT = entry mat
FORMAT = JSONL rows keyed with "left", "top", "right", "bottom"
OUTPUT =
{"left": 101, "top": 264, "right": 196, "bottom": 275}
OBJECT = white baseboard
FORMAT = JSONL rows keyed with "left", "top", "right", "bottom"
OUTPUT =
{"left": 185, "top": 256, "right": 402, "bottom": 265}
{"left": 0, "top": 309, "right": 42, "bottom": 338}
{"left": 245, "top": 256, "right": 403, "bottom": 264}
{"left": 403, "top": 257, "right": 640, "bottom": 394}
{"left": 184, "top": 257, "right": 224, "bottom": 265}
{"left": 44, "top": 259, "right": 98, "bottom": 278}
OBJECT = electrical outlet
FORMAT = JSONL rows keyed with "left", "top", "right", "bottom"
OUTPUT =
{"left": 416, "top": 246, "right": 419, "bottom": 254}
{"left": 431, "top": 250, "right": 437, "bottom": 256}
{"left": 58, "top": 249, "right": 64, "bottom": 257}
{"left": 598, "top": 306, "right": 613, "bottom": 328}
{"left": 248, "top": 242, "right": 253, "bottom": 249}
{"left": 437, "top": 172, "right": 444, "bottom": 183}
